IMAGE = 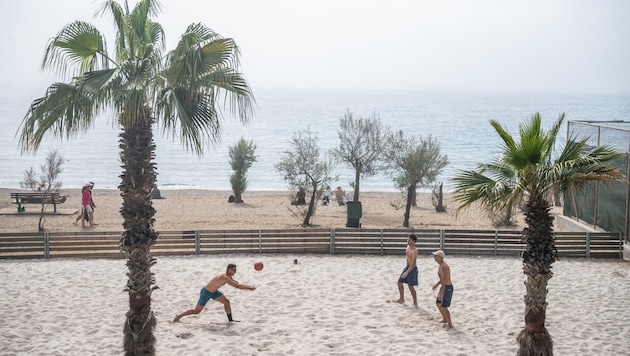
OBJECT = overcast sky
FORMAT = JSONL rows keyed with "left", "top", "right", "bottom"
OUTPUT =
{"left": 1, "top": 0, "right": 629, "bottom": 95}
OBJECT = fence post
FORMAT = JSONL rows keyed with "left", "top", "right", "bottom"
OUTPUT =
{"left": 44, "top": 232, "right": 50, "bottom": 260}
{"left": 619, "top": 232, "right": 623, "bottom": 259}
{"left": 380, "top": 229, "right": 384, "bottom": 256}
{"left": 195, "top": 230, "right": 200, "bottom": 255}
{"left": 494, "top": 230, "right": 498, "bottom": 256}
{"left": 440, "top": 230, "right": 445, "bottom": 251}
{"left": 330, "top": 228, "right": 335, "bottom": 255}
{"left": 586, "top": 232, "right": 591, "bottom": 258}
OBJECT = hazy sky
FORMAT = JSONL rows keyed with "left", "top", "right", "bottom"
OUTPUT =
{"left": 1, "top": 0, "right": 629, "bottom": 95}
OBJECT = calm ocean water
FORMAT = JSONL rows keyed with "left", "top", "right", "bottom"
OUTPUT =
{"left": 1, "top": 88, "right": 628, "bottom": 192}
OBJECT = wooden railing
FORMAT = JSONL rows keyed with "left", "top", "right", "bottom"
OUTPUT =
{"left": 0, "top": 228, "right": 623, "bottom": 260}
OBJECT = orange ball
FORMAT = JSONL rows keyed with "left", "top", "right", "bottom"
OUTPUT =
{"left": 254, "top": 261, "right": 264, "bottom": 271}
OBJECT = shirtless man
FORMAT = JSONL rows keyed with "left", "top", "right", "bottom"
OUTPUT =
{"left": 173, "top": 264, "right": 256, "bottom": 323}
{"left": 393, "top": 233, "right": 418, "bottom": 305}
{"left": 431, "top": 250, "right": 454, "bottom": 331}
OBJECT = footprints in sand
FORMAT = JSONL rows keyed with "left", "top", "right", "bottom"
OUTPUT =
{"left": 175, "top": 332, "right": 192, "bottom": 339}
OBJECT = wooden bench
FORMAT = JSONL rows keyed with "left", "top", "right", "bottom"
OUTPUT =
{"left": 10, "top": 192, "right": 67, "bottom": 213}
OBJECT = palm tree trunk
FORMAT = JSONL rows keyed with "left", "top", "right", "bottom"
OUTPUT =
{"left": 119, "top": 114, "right": 158, "bottom": 355}
{"left": 502, "top": 201, "right": 513, "bottom": 227}
{"left": 517, "top": 197, "right": 556, "bottom": 356}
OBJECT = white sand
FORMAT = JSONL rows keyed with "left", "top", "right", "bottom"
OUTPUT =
{"left": 1, "top": 254, "right": 628, "bottom": 355}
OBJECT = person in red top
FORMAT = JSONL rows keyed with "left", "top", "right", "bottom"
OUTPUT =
{"left": 81, "top": 182, "right": 95, "bottom": 228}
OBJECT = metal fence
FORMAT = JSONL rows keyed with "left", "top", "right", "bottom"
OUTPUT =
{"left": 0, "top": 228, "right": 623, "bottom": 260}
{"left": 565, "top": 120, "right": 630, "bottom": 244}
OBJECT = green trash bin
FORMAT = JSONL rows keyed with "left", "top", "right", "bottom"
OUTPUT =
{"left": 346, "top": 201, "right": 362, "bottom": 227}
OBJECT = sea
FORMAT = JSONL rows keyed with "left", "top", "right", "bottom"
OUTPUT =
{"left": 1, "top": 88, "right": 629, "bottom": 192}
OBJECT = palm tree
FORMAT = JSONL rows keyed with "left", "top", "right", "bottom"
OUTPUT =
{"left": 452, "top": 113, "right": 623, "bottom": 356}
{"left": 17, "top": 1, "right": 254, "bottom": 354}
{"left": 472, "top": 156, "right": 519, "bottom": 227}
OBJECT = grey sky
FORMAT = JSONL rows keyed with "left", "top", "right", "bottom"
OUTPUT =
{"left": 1, "top": 0, "right": 629, "bottom": 95}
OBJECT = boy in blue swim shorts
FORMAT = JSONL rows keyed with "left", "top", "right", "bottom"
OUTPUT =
{"left": 393, "top": 234, "right": 419, "bottom": 305}
{"left": 432, "top": 250, "right": 454, "bottom": 331}
{"left": 173, "top": 264, "right": 256, "bottom": 323}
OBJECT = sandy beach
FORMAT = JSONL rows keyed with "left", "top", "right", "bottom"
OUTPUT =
{"left": 0, "top": 254, "right": 628, "bottom": 355}
{"left": 2, "top": 188, "right": 628, "bottom": 354}
{"left": 0, "top": 188, "right": 531, "bottom": 233}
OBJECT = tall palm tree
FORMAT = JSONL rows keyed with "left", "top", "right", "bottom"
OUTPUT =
{"left": 17, "top": 1, "right": 254, "bottom": 354}
{"left": 452, "top": 113, "right": 623, "bottom": 356}
{"left": 473, "top": 156, "right": 519, "bottom": 227}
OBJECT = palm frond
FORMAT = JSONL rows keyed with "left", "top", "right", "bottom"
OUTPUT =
{"left": 18, "top": 82, "right": 97, "bottom": 153}
{"left": 42, "top": 21, "right": 109, "bottom": 79}
{"left": 83, "top": 68, "right": 119, "bottom": 92}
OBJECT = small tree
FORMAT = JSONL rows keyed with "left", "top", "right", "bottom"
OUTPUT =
{"left": 19, "top": 150, "right": 64, "bottom": 231}
{"left": 384, "top": 131, "right": 448, "bottom": 227}
{"left": 275, "top": 128, "right": 337, "bottom": 226}
{"left": 333, "top": 110, "right": 387, "bottom": 201}
{"left": 228, "top": 138, "right": 257, "bottom": 203}
{"left": 431, "top": 182, "right": 447, "bottom": 212}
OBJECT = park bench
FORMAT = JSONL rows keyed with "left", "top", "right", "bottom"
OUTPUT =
{"left": 10, "top": 192, "right": 67, "bottom": 213}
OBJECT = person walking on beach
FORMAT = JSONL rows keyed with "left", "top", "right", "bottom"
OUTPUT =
{"left": 87, "top": 182, "right": 96, "bottom": 225}
{"left": 432, "top": 250, "right": 454, "bottom": 331}
{"left": 322, "top": 186, "right": 331, "bottom": 205}
{"left": 335, "top": 186, "right": 345, "bottom": 206}
{"left": 73, "top": 184, "right": 90, "bottom": 226}
{"left": 393, "top": 233, "right": 418, "bottom": 305}
{"left": 173, "top": 264, "right": 256, "bottom": 323}
{"left": 74, "top": 182, "right": 95, "bottom": 227}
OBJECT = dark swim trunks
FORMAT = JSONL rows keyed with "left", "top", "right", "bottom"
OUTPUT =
{"left": 398, "top": 265, "right": 418, "bottom": 286}
{"left": 436, "top": 285, "right": 454, "bottom": 307}
{"left": 197, "top": 287, "right": 224, "bottom": 306}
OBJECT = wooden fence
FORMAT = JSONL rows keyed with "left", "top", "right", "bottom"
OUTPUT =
{"left": 0, "top": 228, "right": 623, "bottom": 260}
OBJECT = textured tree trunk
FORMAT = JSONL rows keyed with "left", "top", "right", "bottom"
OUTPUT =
{"left": 517, "top": 197, "right": 556, "bottom": 356}
{"left": 501, "top": 201, "right": 513, "bottom": 227}
{"left": 38, "top": 201, "right": 46, "bottom": 231}
{"left": 403, "top": 185, "right": 413, "bottom": 227}
{"left": 303, "top": 184, "right": 318, "bottom": 226}
{"left": 411, "top": 188, "right": 417, "bottom": 207}
{"left": 434, "top": 182, "right": 446, "bottom": 212}
{"left": 119, "top": 114, "right": 158, "bottom": 355}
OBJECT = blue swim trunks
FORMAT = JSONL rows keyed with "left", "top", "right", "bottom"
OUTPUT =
{"left": 436, "top": 285, "right": 454, "bottom": 307}
{"left": 197, "top": 287, "right": 224, "bottom": 306}
{"left": 398, "top": 265, "right": 418, "bottom": 286}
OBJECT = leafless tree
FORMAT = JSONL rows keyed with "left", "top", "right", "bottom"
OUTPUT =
{"left": 19, "top": 150, "right": 64, "bottom": 231}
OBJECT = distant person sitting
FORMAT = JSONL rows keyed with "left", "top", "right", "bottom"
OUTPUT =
{"left": 335, "top": 186, "right": 345, "bottom": 206}
{"left": 322, "top": 186, "right": 331, "bottom": 205}
{"left": 291, "top": 188, "right": 307, "bottom": 205}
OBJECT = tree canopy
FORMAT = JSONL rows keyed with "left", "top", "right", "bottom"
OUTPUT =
{"left": 333, "top": 110, "right": 387, "bottom": 201}
{"left": 384, "top": 130, "right": 448, "bottom": 227}
{"left": 275, "top": 128, "right": 337, "bottom": 226}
